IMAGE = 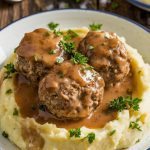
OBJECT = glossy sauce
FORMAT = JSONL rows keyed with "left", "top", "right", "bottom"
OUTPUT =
{"left": 14, "top": 30, "right": 133, "bottom": 129}
{"left": 16, "top": 28, "right": 62, "bottom": 67}
{"left": 14, "top": 74, "right": 133, "bottom": 129}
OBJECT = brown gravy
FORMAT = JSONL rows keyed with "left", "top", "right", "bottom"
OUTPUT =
{"left": 14, "top": 74, "right": 133, "bottom": 129}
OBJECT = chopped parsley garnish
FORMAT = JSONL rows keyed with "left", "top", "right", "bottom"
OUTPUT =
{"left": 88, "top": 45, "right": 94, "bottom": 50}
{"left": 129, "top": 118, "right": 142, "bottom": 131}
{"left": 64, "top": 30, "right": 78, "bottom": 41}
{"left": 84, "top": 132, "right": 95, "bottom": 144}
{"left": 89, "top": 23, "right": 102, "bottom": 31}
{"left": 58, "top": 39, "right": 88, "bottom": 65}
{"left": 2, "top": 131, "right": 9, "bottom": 138}
{"left": 56, "top": 57, "right": 64, "bottom": 64}
{"left": 59, "top": 40, "right": 75, "bottom": 54}
{"left": 54, "top": 29, "right": 63, "bottom": 36}
{"left": 39, "top": 104, "right": 47, "bottom": 112}
{"left": 108, "top": 96, "right": 141, "bottom": 112}
{"left": 13, "top": 108, "right": 19, "bottom": 116}
{"left": 108, "top": 130, "right": 116, "bottom": 136}
{"left": 69, "top": 128, "right": 81, "bottom": 138}
{"left": 4, "top": 63, "right": 16, "bottom": 79}
{"left": 136, "top": 139, "right": 141, "bottom": 143}
{"left": 71, "top": 52, "right": 88, "bottom": 65}
{"left": 48, "top": 22, "right": 59, "bottom": 30}
{"left": 111, "top": 2, "right": 119, "bottom": 9}
{"left": 6, "top": 89, "right": 12, "bottom": 94}
{"left": 48, "top": 50, "right": 56, "bottom": 55}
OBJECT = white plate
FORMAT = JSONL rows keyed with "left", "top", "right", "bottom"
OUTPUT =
{"left": 127, "top": 0, "right": 150, "bottom": 11}
{"left": 0, "top": 9, "right": 150, "bottom": 150}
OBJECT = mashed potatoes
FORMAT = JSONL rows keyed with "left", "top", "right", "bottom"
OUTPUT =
{"left": 0, "top": 28, "right": 150, "bottom": 150}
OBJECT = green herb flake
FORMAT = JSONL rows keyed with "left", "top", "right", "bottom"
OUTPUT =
{"left": 71, "top": 52, "right": 88, "bottom": 65}
{"left": 59, "top": 41, "right": 75, "bottom": 54}
{"left": 108, "top": 130, "right": 116, "bottom": 136}
{"left": 4, "top": 63, "right": 16, "bottom": 79}
{"left": 89, "top": 23, "right": 102, "bottom": 31}
{"left": 56, "top": 57, "right": 64, "bottom": 64}
{"left": 68, "top": 29, "right": 78, "bottom": 38}
{"left": 108, "top": 96, "right": 142, "bottom": 112}
{"left": 2, "top": 131, "right": 9, "bottom": 138}
{"left": 54, "top": 29, "right": 63, "bottom": 36}
{"left": 48, "top": 22, "right": 59, "bottom": 30}
{"left": 48, "top": 50, "right": 56, "bottom": 55}
{"left": 111, "top": 2, "right": 119, "bottom": 9}
{"left": 13, "top": 108, "right": 19, "bottom": 116}
{"left": 136, "top": 139, "right": 141, "bottom": 143}
{"left": 69, "top": 128, "right": 81, "bottom": 138}
{"left": 129, "top": 119, "right": 142, "bottom": 131}
{"left": 63, "top": 30, "right": 78, "bottom": 41}
{"left": 6, "top": 89, "right": 12, "bottom": 94}
{"left": 86, "top": 132, "right": 95, "bottom": 144}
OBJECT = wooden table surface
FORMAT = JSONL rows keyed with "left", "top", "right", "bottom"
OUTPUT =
{"left": 0, "top": 0, "right": 150, "bottom": 30}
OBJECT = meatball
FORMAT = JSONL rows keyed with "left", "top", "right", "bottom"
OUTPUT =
{"left": 38, "top": 61, "right": 104, "bottom": 120}
{"left": 78, "top": 31, "right": 130, "bottom": 87}
{"left": 16, "top": 28, "right": 62, "bottom": 82}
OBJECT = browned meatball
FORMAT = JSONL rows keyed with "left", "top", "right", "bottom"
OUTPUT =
{"left": 16, "top": 28, "right": 62, "bottom": 82}
{"left": 78, "top": 31, "right": 130, "bottom": 87}
{"left": 38, "top": 61, "right": 105, "bottom": 120}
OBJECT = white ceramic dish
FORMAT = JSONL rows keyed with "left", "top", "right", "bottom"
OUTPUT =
{"left": 0, "top": 9, "right": 150, "bottom": 150}
{"left": 127, "top": 0, "right": 150, "bottom": 11}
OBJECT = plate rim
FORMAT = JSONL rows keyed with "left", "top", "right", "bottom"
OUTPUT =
{"left": 0, "top": 8, "right": 149, "bottom": 33}
{"left": 127, "top": 0, "right": 150, "bottom": 10}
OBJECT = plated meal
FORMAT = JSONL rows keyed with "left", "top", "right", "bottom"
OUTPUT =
{"left": 0, "top": 21, "right": 150, "bottom": 150}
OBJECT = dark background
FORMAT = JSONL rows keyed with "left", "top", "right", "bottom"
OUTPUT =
{"left": 0, "top": 0, "right": 150, "bottom": 30}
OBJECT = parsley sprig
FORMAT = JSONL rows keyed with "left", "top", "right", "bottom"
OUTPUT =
{"left": 59, "top": 40, "right": 75, "bottom": 54}
{"left": 69, "top": 128, "right": 81, "bottom": 138}
{"left": 71, "top": 52, "right": 88, "bottom": 65}
{"left": 109, "top": 96, "right": 141, "bottom": 112}
{"left": 59, "top": 40, "right": 88, "bottom": 65}
{"left": 2, "top": 131, "right": 9, "bottom": 138}
{"left": 48, "top": 22, "right": 63, "bottom": 37}
{"left": 54, "top": 29, "right": 63, "bottom": 36}
{"left": 13, "top": 108, "right": 19, "bottom": 116}
{"left": 64, "top": 29, "right": 78, "bottom": 41}
{"left": 5, "top": 89, "right": 12, "bottom": 94}
{"left": 89, "top": 23, "right": 102, "bottom": 31}
{"left": 69, "top": 129, "right": 95, "bottom": 144}
{"left": 4, "top": 63, "right": 16, "bottom": 79}
{"left": 86, "top": 132, "right": 95, "bottom": 144}
{"left": 48, "top": 22, "right": 59, "bottom": 30}
{"left": 82, "top": 132, "right": 95, "bottom": 144}
{"left": 108, "top": 130, "right": 116, "bottom": 136}
{"left": 129, "top": 118, "right": 142, "bottom": 131}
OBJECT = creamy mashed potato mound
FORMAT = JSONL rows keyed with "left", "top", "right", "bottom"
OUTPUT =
{"left": 0, "top": 28, "right": 150, "bottom": 150}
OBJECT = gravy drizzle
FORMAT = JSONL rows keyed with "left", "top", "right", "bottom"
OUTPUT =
{"left": 14, "top": 74, "right": 133, "bottom": 129}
